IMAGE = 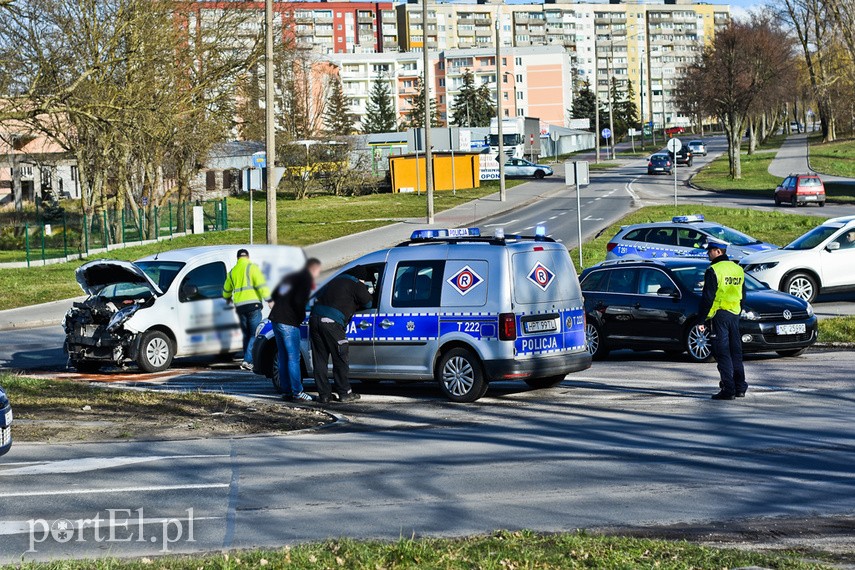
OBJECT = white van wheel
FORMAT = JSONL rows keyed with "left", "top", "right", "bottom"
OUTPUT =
{"left": 137, "top": 330, "right": 174, "bottom": 373}
{"left": 436, "top": 348, "right": 486, "bottom": 403}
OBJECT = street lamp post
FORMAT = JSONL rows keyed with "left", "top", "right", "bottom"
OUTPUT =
{"left": 422, "top": 0, "right": 434, "bottom": 223}
{"left": 593, "top": 35, "right": 600, "bottom": 164}
{"left": 264, "top": 0, "right": 277, "bottom": 244}
{"left": 495, "top": 12, "right": 506, "bottom": 201}
{"left": 606, "top": 40, "right": 616, "bottom": 160}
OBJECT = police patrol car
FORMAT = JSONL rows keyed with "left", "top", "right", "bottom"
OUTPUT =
{"left": 252, "top": 227, "right": 592, "bottom": 402}
{"left": 605, "top": 215, "right": 777, "bottom": 261}
{"left": 0, "top": 383, "right": 11, "bottom": 457}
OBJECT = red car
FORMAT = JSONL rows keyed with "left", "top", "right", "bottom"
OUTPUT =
{"left": 774, "top": 174, "right": 826, "bottom": 207}
{"left": 665, "top": 126, "right": 685, "bottom": 137}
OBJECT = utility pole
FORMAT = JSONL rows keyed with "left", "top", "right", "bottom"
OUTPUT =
{"left": 607, "top": 39, "right": 615, "bottom": 160}
{"left": 594, "top": 35, "right": 600, "bottom": 164}
{"left": 264, "top": 0, "right": 277, "bottom": 244}
{"left": 639, "top": 45, "right": 645, "bottom": 150}
{"left": 495, "top": 12, "right": 506, "bottom": 201}
{"left": 422, "top": 0, "right": 434, "bottom": 223}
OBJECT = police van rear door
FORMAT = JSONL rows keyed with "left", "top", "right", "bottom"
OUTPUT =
{"left": 511, "top": 245, "right": 586, "bottom": 358}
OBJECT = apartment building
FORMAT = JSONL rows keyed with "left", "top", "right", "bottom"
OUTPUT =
{"left": 189, "top": 1, "right": 397, "bottom": 55}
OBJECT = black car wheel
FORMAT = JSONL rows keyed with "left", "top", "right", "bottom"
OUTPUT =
{"left": 818, "top": 201, "right": 825, "bottom": 207}
{"left": 783, "top": 272, "right": 818, "bottom": 303}
{"left": 525, "top": 375, "right": 566, "bottom": 389}
{"left": 136, "top": 330, "right": 174, "bottom": 373}
{"left": 685, "top": 322, "right": 713, "bottom": 363}
{"left": 534, "top": 170, "right": 546, "bottom": 179}
{"left": 777, "top": 348, "right": 807, "bottom": 357}
{"left": 436, "top": 347, "right": 486, "bottom": 403}
{"left": 585, "top": 322, "right": 609, "bottom": 360}
{"left": 791, "top": 195, "right": 798, "bottom": 207}
{"left": 775, "top": 195, "right": 781, "bottom": 206}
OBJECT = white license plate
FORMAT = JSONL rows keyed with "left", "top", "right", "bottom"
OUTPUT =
{"left": 0, "top": 426, "right": 10, "bottom": 447}
{"left": 525, "top": 320, "right": 557, "bottom": 334}
{"left": 802, "top": 195, "right": 817, "bottom": 200}
{"left": 776, "top": 323, "right": 806, "bottom": 335}
{"left": 4, "top": 410, "right": 11, "bottom": 426}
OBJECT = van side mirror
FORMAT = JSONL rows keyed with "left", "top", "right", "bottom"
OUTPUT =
{"left": 827, "top": 241, "right": 841, "bottom": 252}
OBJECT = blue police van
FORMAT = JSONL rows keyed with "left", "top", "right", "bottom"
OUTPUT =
{"left": 0, "top": 383, "right": 12, "bottom": 457}
{"left": 605, "top": 215, "right": 778, "bottom": 261}
{"left": 253, "top": 227, "right": 592, "bottom": 402}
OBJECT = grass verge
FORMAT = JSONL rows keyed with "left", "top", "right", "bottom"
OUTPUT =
{"left": 0, "top": 182, "right": 524, "bottom": 311}
{"left": 567, "top": 205, "right": 825, "bottom": 271}
{"left": 1, "top": 373, "right": 332, "bottom": 442}
{"left": 0, "top": 530, "right": 831, "bottom": 569}
{"left": 808, "top": 136, "right": 855, "bottom": 178}
{"left": 818, "top": 316, "right": 855, "bottom": 344}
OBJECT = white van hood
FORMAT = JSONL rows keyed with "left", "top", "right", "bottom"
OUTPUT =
{"left": 75, "top": 260, "right": 163, "bottom": 296}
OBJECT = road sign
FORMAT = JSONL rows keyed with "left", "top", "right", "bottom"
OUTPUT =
{"left": 601, "top": 128, "right": 612, "bottom": 140}
{"left": 643, "top": 125, "right": 652, "bottom": 136}
{"left": 667, "top": 137, "right": 683, "bottom": 153}
{"left": 252, "top": 152, "right": 266, "bottom": 169}
{"left": 564, "top": 160, "right": 590, "bottom": 187}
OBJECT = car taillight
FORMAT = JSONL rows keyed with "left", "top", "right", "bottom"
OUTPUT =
{"left": 606, "top": 242, "right": 617, "bottom": 252}
{"left": 667, "top": 161, "right": 672, "bottom": 166}
{"left": 499, "top": 313, "right": 517, "bottom": 341}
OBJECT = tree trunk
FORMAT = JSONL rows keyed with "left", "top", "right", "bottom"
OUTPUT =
{"left": 11, "top": 153, "right": 22, "bottom": 212}
{"left": 723, "top": 111, "right": 743, "bottom": 179}
{"left": 747, "top": 117, "right": 758, "bottom": 155}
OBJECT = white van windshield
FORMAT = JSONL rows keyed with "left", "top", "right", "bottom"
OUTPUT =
{"left": 136, "top": 261, "right": 185, "bottom": 292}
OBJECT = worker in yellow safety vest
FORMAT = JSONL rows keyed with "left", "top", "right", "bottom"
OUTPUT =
{"left": 697, "top": 238, "right": 748, "bottom": 400}
{"left": 223, "top": 249, "right": 271, "bottom": 370}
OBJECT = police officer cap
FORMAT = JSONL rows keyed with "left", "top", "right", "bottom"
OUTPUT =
{"left": 236, "top": 249, "right": 249, "bottom": 258}
{"left": 705, "top": 238, "right": 729, "bottom": 251}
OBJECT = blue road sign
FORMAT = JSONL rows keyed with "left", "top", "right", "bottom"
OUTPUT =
{"left": 601, "top": 128, "right": 612, "bottom": 140}
{"left": 252, "top": 152, "right": 266, "bottom": 169}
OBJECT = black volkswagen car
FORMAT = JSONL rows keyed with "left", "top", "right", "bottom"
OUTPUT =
{"left": 0, "top": 383, "right": 12, "bottom": 457}
{"left": 580, "top": 259, "right": 817, "bottom": 362}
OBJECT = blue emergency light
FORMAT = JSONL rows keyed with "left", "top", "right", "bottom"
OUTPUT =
{"left": 672, "top": 214, "right": 705, "bottom": 223}
{"left": 535, "top": 225, "right": 547, "bottom": 237}
{"left": 410, "top": 228, "right": 481, "bottom": 240}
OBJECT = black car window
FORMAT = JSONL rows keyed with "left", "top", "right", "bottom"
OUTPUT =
{"left": 638, "top": 269, "right": 676, "bottom": 295}
{"left": 605, "top": 268, "right": 639, "bottom": 294}
{"left": 677, "top": 228, "right": 704, "bottom": 248}
{"left": 624, "top": 228, "right": 650, "bottom": 242}
{"left": 647, "top": 228, "right": 678, "bottom": 246}
{"left": 392, "top": 260, "right": 445, "bottom": 308}
{"left": 179, "top": 262, "right": 227, "bottom": 302}
{"left": 581, "top": 270, "right": 609, "bottom": 292}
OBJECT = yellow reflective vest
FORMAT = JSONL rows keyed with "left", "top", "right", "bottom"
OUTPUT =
{"left": 708, "top": 260, "right": 744, "bottom": 318}
{"left": 223, "top": 258, "right": 270, "bottom": 308}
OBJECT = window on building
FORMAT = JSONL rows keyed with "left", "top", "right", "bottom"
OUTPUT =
{"left": 516, "top": 91, "right": 523, "bottom": 100}
{"left": 515, "top": 57, "right": 522, "bottom": 65}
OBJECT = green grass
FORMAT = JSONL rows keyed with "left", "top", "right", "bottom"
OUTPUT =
{"left": 568, "top": 205, "right": 825, "bottom": 271}
{"left": 589, "top": 161, "right": 622, "bottom": 171}
{"left": 0, "top": 183, "right": 523, "bottom": 311}
{"left": 818, "top": 316, "right": 855, "bottom": 344}
{"left": 808, "top": 136, "right": 855, "bottom": 177}
{"left": 0, "top": 530, "right": 830, "bottom": 569}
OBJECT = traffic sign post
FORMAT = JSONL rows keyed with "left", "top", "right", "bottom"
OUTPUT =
{"left": 566, "top": 161, "right": 590, "bottom": 269}
{"left": 601, "top": 128, "right": 613, "bottom": 161}
{"left": 667, "top": 138, "right": 682, "bottom": 207}
{"left": 249, "top": 152, "right": 266, "bottom": 245}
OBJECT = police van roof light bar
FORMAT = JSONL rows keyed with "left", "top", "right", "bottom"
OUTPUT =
{"left": 409, "top": 228, "right": 481, "bottom": 240}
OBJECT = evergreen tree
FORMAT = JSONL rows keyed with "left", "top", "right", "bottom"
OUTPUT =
{"left": 323, "top": 76, "right": 356, "bottom": 136}
{"left": 450, "top": 69, "right": 495, "bottom": 127}
{"left": 406, "top": 76, "right": 441, "bottom": 128}
{"left": 570, "top": 79, "right": 597, "bottom": 125}
{"left": 362, "top": 72, "right": 398, "bottom": 134}
{"left": 608, "top": 77, "right": 640, "bottom": 139}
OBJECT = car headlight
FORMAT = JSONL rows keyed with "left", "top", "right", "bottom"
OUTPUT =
{"left": 747, "top": 262, "right": 778, "bottom": 272}
{"left": 106, "top": 304, "right": 139, "bottom": 332}
{"left": 806, "top": 303, "right": 814, "bottom": 317}
{"left": 740, "top": 309, "right": 760, "bottom": 321}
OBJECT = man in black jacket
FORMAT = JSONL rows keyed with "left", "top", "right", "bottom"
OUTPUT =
{"left": 270, "top": 258, "right": 322, "bottom": 402}
{"left": 310, "top": 266, "right": 373, "bottom": 404}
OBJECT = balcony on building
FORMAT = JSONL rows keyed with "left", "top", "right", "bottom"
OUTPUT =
{"left": 475, "top": 27, "right": 492, "bottom": 37}
{"left": 357, "top": 12, "right": 374, "bottom": 24}
{"left": 316, "top": 28, "right": 334, "bottom": 36}
{"left": 514, "top": 14, "right": 530, "bottom": 24}
{"left": 474, "top": 17, "right": 492, "bottom": 26}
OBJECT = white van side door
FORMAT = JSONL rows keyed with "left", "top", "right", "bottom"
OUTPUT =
{"left": 174, "top": 261, "right": 242, "bottom": 356}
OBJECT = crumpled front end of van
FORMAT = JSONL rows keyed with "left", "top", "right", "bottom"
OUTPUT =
{"left": 63, "top": 298, "right": 147, "bottom": 367}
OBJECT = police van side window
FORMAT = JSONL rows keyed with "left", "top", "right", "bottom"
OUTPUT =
{"left": 392, "top": 261, "right": 446, "bottom": 308}
{"left": 179, "top": 262, "right": 227, "bottom": 302}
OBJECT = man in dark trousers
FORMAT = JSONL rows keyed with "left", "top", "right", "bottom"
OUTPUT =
{"left": 269, "top": 258, "right": 322, "bottom": 402}
{"left": 309, "top": 266, "right": 372, "bottom": 404}
{"left": 698, "top": 238, "right": 748, "bottom": 400}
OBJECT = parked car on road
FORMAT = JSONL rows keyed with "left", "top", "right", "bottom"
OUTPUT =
{"left": 687, "top": 140, "right": 707, "bottom": 156}
{"left": 647, "top": 153, "right": 673, "bottom": 175}
{"left": 0, "top": 384, "right": 11, "bottom": 457}
{"left": 64, "top": 246, "right": 305, "bottom": 373}
{"left": 774, "top": 174, "right": 826, "bottom": 207}
{"left": 741, "top": 215, "right": 855, "bottom": 302}
{"left": 606, "top": 215, "right": 778, "bottom": 262}
{"left": 580, "top": 258, "right": 817, "bottom": 362}
{"left": 252, "top": 226, "right": 591, "bottom": 402}
{"left": 665, "top": 126, "right": 685, "bottom": 137}
{"left": 504, "top": 158, "right": 553, "bottom": 179}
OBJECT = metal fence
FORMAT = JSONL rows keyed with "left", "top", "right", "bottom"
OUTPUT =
{"left": 1, "top": 198, "right": 229, "bottom": 268}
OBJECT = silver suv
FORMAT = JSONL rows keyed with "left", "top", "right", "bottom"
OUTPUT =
{"left": 253, "top": 227, "right": 591, "bottom": 402}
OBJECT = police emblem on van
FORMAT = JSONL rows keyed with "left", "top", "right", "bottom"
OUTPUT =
{"left": 447, "top": 265, "right": 484, "bottom": 296}
{"left": 527, "top": 262, "right": 555, "bottom": 291}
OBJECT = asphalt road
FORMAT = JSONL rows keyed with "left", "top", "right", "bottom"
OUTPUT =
{"left": 2, "top": 348, "right": 855, "bottom": 562}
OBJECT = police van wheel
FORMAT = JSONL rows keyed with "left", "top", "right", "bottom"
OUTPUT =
{"left": 525, "top": 375, "right": 566, "bottom": 389}
{"left": 137, "top": 330, "right": 174, "bottom": 373}
{"left": 685, "top": 323, "right": 713, "bottom": 363}
{"left": 436, "top": 348, "right": 486, "bottom": 403}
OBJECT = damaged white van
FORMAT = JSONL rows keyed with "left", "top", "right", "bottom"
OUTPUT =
{"left": 63, "top": 245, "right": 305, "bottom": 373}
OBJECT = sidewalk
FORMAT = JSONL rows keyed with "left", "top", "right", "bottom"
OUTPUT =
{"left": 768, "top": 134, "right": 855, "bottom": 183}
{"left": 0, "top": 178, "right": 568, "bottom": 331}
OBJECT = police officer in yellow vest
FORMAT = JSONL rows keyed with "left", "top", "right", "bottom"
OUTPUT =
{"left": 223, "top": 249, "right": 271, "bottom": 370}
{"left": 697, "top": 238, "right": 748, "bottom": 400}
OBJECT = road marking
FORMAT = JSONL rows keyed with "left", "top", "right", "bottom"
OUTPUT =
{"left": 0, "top": 455, "right": 230, "bottom": 476}
{"left": 0, "top": 483, "right": 230, "bottom": 499}
{"left": 522, "top": 226, "right": 534, "bottom": 231}
{"left": 548, "top": 215, "right": 558, "bottom": 220}
{"left": 484, "top": 219, "right": 518, "bottom": 227}
{"left": 594, "top": 197, "right": 601, "bottom": 201}
{"left": 583, "top": 215, "right": 604, "bottom": 221}
{"left": 625, "top": 176, "right": 643, "bottom": 206}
